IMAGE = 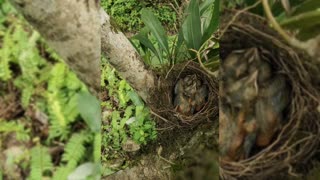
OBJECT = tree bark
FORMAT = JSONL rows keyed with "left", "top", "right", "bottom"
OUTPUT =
{"left": 9, "top": 0, "right": 101, "bottom": 96}
{"left": 100, "top": 9, "right": 156, "bottom": 102}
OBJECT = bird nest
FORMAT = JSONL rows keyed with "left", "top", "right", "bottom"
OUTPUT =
{"left": 148, "top": 61, "right": 218, "bottom": 129}
{"left": 219, "top": 10, "right": 320, "bottom": 179}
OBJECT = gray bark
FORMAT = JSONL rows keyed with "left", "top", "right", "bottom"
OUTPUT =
{"left": 9, "top": 0, "right": 101, "bottom": 96}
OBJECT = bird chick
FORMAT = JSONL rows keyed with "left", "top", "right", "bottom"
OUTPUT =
{"left": 183, "top": 74, "right": 197, "bottom": 87}
{"left": 257, "top": 61, "right": 272, "bottom": 86}
{"left": 183, "top": 74, "right": 198, "bottom": 98}
{"left": 220, "top": 107, "right": 254, "bottom": 161}
{"left": 174, "top": 79, "right": 184, "bottom": 96}
{"left": 242, "top": 113, "right": 258, "bottom": 159}
{"left": 174, "top": 76, "right": 196, "bottom": 115}
{"left": 255, "top": 75, "right": 290, "bottom": 146}
{"left": 174, "top": 92, "right": 192, "bottom": 115}
{"left": 193, "top": 84, "right": 208, "bottom": 112}
{"left": 222, "top": 50, "right": 248, "bottom": 80}
{"left": 225, "top": 70, "right": 259, "bottom": 108}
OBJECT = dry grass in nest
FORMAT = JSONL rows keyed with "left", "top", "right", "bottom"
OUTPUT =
{"left": 148, "top": 61, "right": 219, "bottom": 130}
{"left": 219, "top": 10, "right": 320, "bottom": 179}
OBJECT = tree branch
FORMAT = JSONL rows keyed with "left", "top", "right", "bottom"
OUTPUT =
{"left": 100, "top": 9, "right": 156, "bottom": 102}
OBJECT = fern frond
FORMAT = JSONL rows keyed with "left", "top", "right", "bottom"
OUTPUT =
{"left": 62, "top": 132, "right": 88, "bottom": 168}
{"left": 47, "top": 63, "right": 66, "bottom": 92}
{"left": 47, "top": 92, "right": 67, "bottom": 128}
{"left": 48, "top": 120, "right": 70, "bottom": 141}
{"left": 0, "top": 26, "right": 13, "bottom": 81}
{"left": 63, "top": 92, "right": 80, "bottom": 124}
{"left": 29, "top": 145, "right": 53, "bottom": 180}
{"left": 52, "top": 165, "right": 72, "bottom": 180}
{"left": 0, "top": 120, "right": 30, "bottom": 141}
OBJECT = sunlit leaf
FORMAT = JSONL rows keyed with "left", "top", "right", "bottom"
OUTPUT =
{"left": 78, "top": 91, "right": 101, "bottom": 133}
{"left": 141, "top": 9, "right": 169, "bottom": 54}
{"left": 132, "top": 33, "right": 163, "bottom": 62}
{"left": 182, "top": 0, "right": 202, "bottom": 51}
{"left": 202, "top": 0, "right": 220, "bottom": 44}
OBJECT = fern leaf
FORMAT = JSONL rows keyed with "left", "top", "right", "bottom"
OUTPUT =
{"left": 52, "top": 165, "right": 72, "bottom": 180}
{"left": 62, "top": 133, "right": 88, "bottom": 168}
{"left": 0, "top": 26, "right": 13, "bottom": 81}
{"left": 0, "top": 120, "right": 30, "bottom": 141}
{"left": 29, "top": 145, "right": 53, "bottom": 180}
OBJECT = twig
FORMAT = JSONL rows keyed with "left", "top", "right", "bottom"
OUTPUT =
{"left": 150, "top": 110, "right": 180, "bottom": 127}
{"left": 189, "top": 49, "right": 216, "bottom": 76}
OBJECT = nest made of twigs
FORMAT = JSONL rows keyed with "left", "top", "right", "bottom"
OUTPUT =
{"left": 148, "top": 61, "right": 218, "bottom": 129}
{"left": 219, "top": 10, "right": 320, "bottom": 179}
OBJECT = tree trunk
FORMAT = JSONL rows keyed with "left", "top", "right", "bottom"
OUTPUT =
{"left": 9, "top": 0, "right": 101, "bottom": 96}
{"left": 100, "top": 9, "right": 156, "bottom": 102}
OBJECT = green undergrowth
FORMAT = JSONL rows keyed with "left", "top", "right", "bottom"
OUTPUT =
{"left": 101, "top": 57, "right": 157, "bottom": 176}
{"left": 0, "top": 1, "right": 100, "bottom": 179}
{"left": 101, "top": 0, "right": 177, "bottom": 33}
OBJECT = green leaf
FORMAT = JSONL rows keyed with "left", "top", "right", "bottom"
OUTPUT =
{"left": 292, "top": 0, "right": 320, "bottom": 16}
{"left": 202, "top": 0, "right": 220, "bottom": 44}
{"left": 174, "top": 29, "right": 185, "bottom": 61}
{"left": 128, "top": 91, "right": 144, "bottom": 106}
{"left": 29, "top": 145, "right": 53, "bottom": 180}
{"left": 141, "top": 9, "right": 169, "bottom": 54}
{"left": 280, "top": 10, "right": 320, "bottom": 29}
{"left": 297, "top": 24, "right": 320, "bottom": 40}
{"left": 67, "top": 162, "right": 100, "bottom": 180}
{"left": 200, "top": 0, "right": 215, "bottom": 15}
{"left": 132, "top": 33, "right": 163, "bottom": 62}
{"left": 182, "top": 0, "right": 202, "bottom": 51}
{"left": 77, "top": 91, "right": 101, "bottom": 133}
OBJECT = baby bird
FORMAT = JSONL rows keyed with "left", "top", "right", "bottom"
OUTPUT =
{"left": 257, "top": 61, "right": 272, "bottom": 86}
{"left": 174, "top": 93, "right": 192, "bottom": 115}
{"left": 225, "top": 70, "right": 259, "bottom": 108}
{"left": 174, "top": 79, "right": 190, "bottom": 114}
{"left": 255, "top": 75, "right": 290, "bottom": 146}
{"left": 242, "top": 113, "right": 258, "bottom": 159}
{"left": 222, "top": 50, "right": 248, "bottom": 80}
{"left": 174, "top": 74, "right": 199, "bottom": 115}
{"left": 193, "top": 83, "right": 208, "bottom": 112}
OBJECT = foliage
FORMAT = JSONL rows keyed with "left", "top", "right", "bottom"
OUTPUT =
{"left": 279, "top": 0, "right": 320, "bottom": 40}
{"left": 0, "top": 120, "right": 30, "bottom": 142}
{"left": 29, "top": 145, "right": 53, "bottom": 180}
{"left": 101, "top": 0, "right": 176, "bottom": 32}
{"left": 223, "top": 0, "right": 320, "bottom": 50}
{"left": 0, "top": 1, "right": 100, "bottom": 179}
{"left": 101, "top": 57, "right": 157, "bottom": 157}
{"left": 131, "top": 0, "right": 220, "bottom": 69}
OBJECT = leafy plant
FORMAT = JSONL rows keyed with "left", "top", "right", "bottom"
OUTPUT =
{"left": 132, "top": 0, "right": 220, "bottom": 68}
{"left": 101, "top": 57, "right": 157, "bottom": 157}
{"left": 0, "top": 120, "right": 30, "bottom": 142}
{"left": 29, "top": 145, "right": 53, "bottom": 180}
